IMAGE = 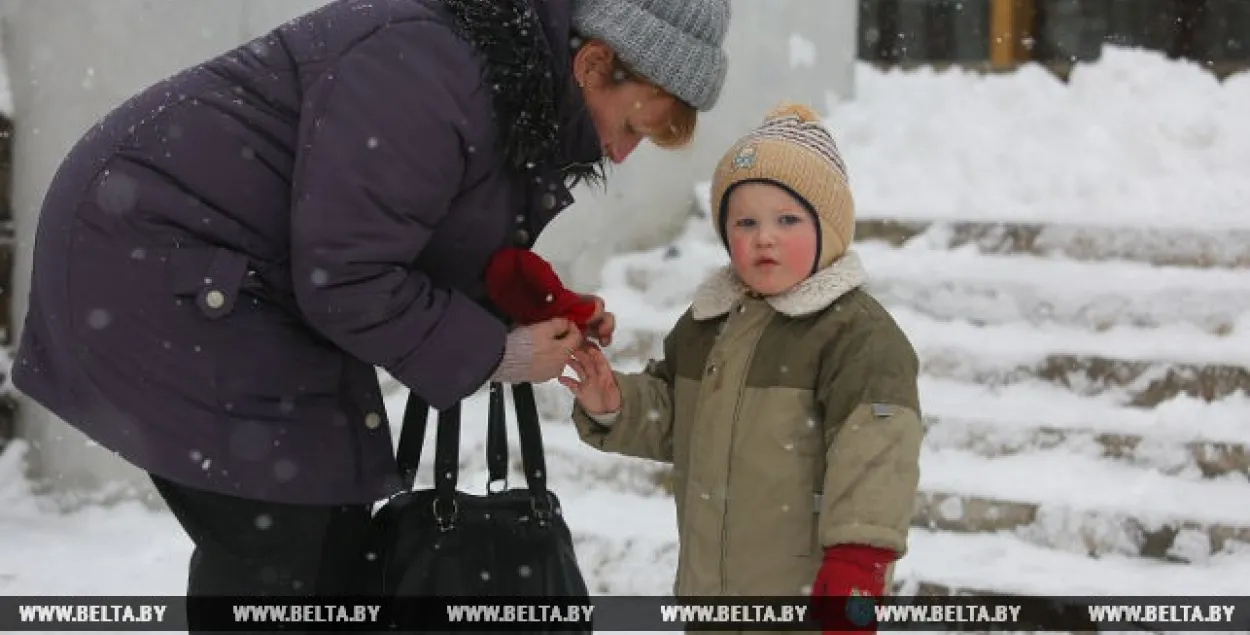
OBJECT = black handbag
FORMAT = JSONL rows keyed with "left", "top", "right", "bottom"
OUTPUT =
{"left": 371, "top": 381, "right": 591, "bottom": 622}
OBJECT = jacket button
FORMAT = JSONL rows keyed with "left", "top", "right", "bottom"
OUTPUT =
{"left": 204, "top": 289, "right": 226, "bottom": 310}
{"left": 706, "top": 364, "right": 716, "bottom": 376}
{"left": 514, "top": 229, "right": 530, "bottom": 245}
{"left": 364, "top": 412, "right": 382, "bottom": 429}
{"left": 541, "top": 192, "right": 558, "bottom": 210}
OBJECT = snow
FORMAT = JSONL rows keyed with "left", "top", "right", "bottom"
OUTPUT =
{"left": 918, "top": 377, "right": 1250, "bottom": 444}
{"left": 823, "top": 47, "right": 1250, "bottom": 231}
{"left": 858, "top": 241, "right": 1250, "bottom": 333}
{"left": 921, "top": 448, "right": 1250, "bottom": 528}
{"left": 788, "top": 34, "right": 817, "bottom": 69}
{"left": 2, "top": 45, "right": 1249, "bottom": 630}
{"left": 897, "top": 530, "right": 1250, "bottom": 597}
{"left": 897, "top": 305, "right": 1250, "bottom": 368}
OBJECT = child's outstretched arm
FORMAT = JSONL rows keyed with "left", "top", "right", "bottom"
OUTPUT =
{"left": 561, "top": 335, "right": 678, "bottom": 464}
{"left": 811, "top": 308, "right": 925, "bottom": 602}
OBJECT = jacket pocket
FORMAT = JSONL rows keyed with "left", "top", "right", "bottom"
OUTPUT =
{"left": 166, "top": 246, "right": 344, "bottom": 421}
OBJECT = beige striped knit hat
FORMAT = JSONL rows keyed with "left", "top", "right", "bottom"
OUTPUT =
{"left": 709, "top": 101, "right": 855, "bottom": 272}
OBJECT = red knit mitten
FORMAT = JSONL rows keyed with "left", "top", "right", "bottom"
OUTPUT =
{"left": 484, "top": 247, "right": 597, "bottom": 329}
{"left": 811, "top": 545, "right": 895, "bottom": 634}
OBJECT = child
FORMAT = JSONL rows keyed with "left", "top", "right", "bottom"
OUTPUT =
{"left": 560, "top": 102, "right": 924, "bottom": 612}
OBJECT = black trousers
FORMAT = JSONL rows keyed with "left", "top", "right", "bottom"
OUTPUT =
{"left": 151, "top": 475, "right": 382, "bottom": 631}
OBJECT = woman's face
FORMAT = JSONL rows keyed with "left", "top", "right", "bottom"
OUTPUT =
{"left": 574, "top": 41, "right": 681, "bottom": 164}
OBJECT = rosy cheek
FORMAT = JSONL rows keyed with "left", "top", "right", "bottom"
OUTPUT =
{"left": 790, "top": 234, "right": 818, "bottom": 274}
{"left": 728, "top": 234, "right": 753, "bottom": 260}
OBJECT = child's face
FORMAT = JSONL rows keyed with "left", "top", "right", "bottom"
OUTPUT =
{"left": 723, "top": 182, "right": 818, "bottom": 296}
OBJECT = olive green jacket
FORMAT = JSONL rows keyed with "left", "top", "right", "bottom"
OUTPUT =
{"left": 573, "top": 251, "right": 923, "bottom": 596}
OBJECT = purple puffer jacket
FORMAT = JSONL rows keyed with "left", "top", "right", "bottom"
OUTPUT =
{"left": 12, "top": 0, "right": 603, "bottom": 505}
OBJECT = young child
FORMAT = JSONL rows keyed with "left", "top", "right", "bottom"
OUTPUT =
{"left": 560, "top": 102, "right": 924, "bottom": 611}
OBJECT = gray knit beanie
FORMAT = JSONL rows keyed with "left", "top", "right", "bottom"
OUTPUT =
{"left": 571, "top": 0, "right": 731, "bottom": 112}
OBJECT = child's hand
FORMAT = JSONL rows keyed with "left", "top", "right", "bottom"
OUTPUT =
{"left": 558, "top": 343, "right": 622, "bottom": 415}
{"left": 579, "top": 294, "right": 616, "bottom": 347}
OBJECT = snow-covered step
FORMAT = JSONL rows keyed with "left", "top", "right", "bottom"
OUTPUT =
{"left": 915, "top": 448, "right": 1250, "bottom": 560}
{"left": 913, "top": 490, "right": 1250, "bottom": 562}
{"left": 893, "top": 307, "right": 1250, "bottom": 405}
{"left": 926, "top": 416, "right": 1250, "bottom": 479}
{"left": 857, "top": 241, "right": 1250, "bottom": 334}
{"left": 919, "top": 378, "right": 1250, "bottom": 478}
{"left": 895, "top": 529, "right": 1250, "bottom": 597}
{"left": 855, "top": 218, "right": 1250, "bottom": 269}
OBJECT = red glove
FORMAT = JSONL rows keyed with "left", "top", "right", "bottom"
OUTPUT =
{"left": 811, "top": 544, "right": 895, "bottom": 634}
{"left": 484, "top": 247, "right": 597, "bottom": 329}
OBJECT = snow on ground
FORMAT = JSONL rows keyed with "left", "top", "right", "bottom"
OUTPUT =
{"left": 2, "top": 46, "right": 1249, "bottom": 632}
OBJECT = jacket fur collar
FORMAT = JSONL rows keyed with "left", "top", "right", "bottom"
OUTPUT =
{"left": 691, "top": 250, "right": 868, "bottom": 320}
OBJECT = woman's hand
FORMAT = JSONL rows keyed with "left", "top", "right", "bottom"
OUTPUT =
{"left": 490, "top": 317, "right": 583, "bottom": 384}
{"left": 559, "top": 343, "right": 622, "bottom": 415}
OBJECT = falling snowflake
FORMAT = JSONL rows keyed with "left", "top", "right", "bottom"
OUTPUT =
{"left": 86, "top": 309, "right": 112, "bottom": 330}
{"left": 273, "top": 459, "right": 298, "bottom": 482}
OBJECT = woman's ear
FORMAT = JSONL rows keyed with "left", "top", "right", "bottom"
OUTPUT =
{"left": 572, "top": 39, "right": 616, "bottom": 88}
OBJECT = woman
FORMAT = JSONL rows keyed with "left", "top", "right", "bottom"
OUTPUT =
{"left": 13, "top": 0, "right": 730, "bottom": 597}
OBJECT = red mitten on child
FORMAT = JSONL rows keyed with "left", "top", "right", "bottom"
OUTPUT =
{"left": 484, "top": 247, "right": 597, "bottom": 329}
{"left": 810, "top": 544, "right": 895, "bottom": 634}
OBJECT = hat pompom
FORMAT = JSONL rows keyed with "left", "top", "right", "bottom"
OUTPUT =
{"left": 764, "top": 101, "right": 822, "bottom": 123}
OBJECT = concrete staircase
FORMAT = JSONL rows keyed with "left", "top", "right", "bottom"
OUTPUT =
{"left": 850, "top": 216, "right": 1250, "bottom": 596}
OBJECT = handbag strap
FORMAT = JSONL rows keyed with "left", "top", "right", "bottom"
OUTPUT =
{"left": 486, "top": 383, "right": 508, "bottom": 492}
{"left": 394, "top": 382, "right": 548, "bottom": 496}
{"left": 510, "top": 382, "right": 549, "bottom": 494}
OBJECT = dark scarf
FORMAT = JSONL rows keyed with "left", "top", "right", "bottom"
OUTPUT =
{"left": 442, "top": 0, "right": 605, "bottom": 189}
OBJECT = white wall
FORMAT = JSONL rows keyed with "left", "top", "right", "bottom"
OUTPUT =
{"left": 536, "top": 0, "right": 859, "bottom": 291}
{"left": 2, "top": 0, "right": 325, "bottom": 502}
